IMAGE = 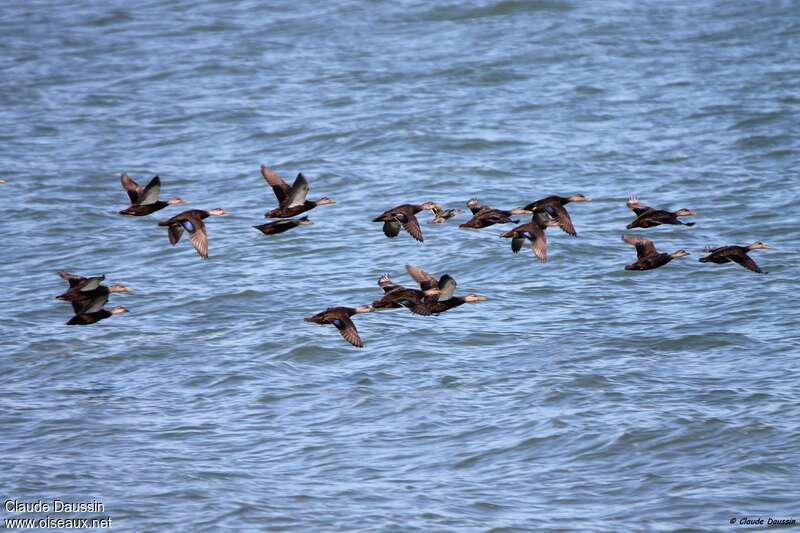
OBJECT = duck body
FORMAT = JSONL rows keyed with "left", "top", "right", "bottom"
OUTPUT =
{"left": 699, "top": 242, "right": 768, "bottom": 273}
{"left": 57, "top": 284, "right": 131, "bottom": 315}
{"left": 66, "top": 306, "right": 128, "bottom": 326}
{"left": 158, "top": 208, "right": 229, "bottom": 258}
{"left": 429, "top": 207, "right": 463, "bottom": 224}
{"left": 261, "top": 165, "right": 335, "bottom": 219}
{"left": 499, "top": 213, "right": 559, "bottom": 261}
{"left": 622, "top": 234, "right": 689, "bottom": 271}
{"left": 522, "top": 194, "right": 589, "bottom": 236}
{"left": 304, "top": 306, "right": 372, "bottom": 347}
{"left": 119, "top": 200, "right": 172, "bottom": 216}
{"left": 403, "top": 264, "right": 487, "bottom": 315}
{"left": 373, "top": 202, "right": 437, "bottom": 242}
{"left": 119, "top": 173, "right": 185, "bottom": 216}
{"left": 372, "top": 286, "right": 437, "bottom": 315}
{"left": 254, "top": 216, "right": 312, "bottom": 235}
{"left": 627, "top": 208, "right": 696, "bottom": 229}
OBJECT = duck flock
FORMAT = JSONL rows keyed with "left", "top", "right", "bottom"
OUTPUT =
{"left": 53, "top": 166, "right": 770, "bottom": 347}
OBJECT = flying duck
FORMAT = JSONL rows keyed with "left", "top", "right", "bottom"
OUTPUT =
{"left": 373, "top": 202, "right": 439, "bottom": 242}
{"left": 304, "top": 305, "right": 373, "bottom": 348}
{"left": 699, "top": 242, "right": 769, "bottom": 273}
{"left": 158, "top": 208, "right": 230, "bottom": 258}
{"left": 499, "top": 212, "right": 561, "bottom": 262}
{"left": 261, "top": 165, "right": 335, "bottom": 219}
{"left": 67, "top": 306, "right": 128, "bottom": 325}
{"left": 523, "top": 194, "right": 590, "bottom": 236}
{"left": 429, "top": 206, "right": 463, "bottom": 224}
{"left": 118, "top": 173, "right": 186, "bottom": 216}
{"left": 626, "top": 197, "right": 695, "bottom": 229}
{"left": 57, "top": 283, "right": 132, "bottom": 315}
{"left": 622, "top": 235, "right": 689, "bottom": 270}
{"left": 404, "top": 264, "right": 487, "bottom": 314}
{"left": 459, "top": 199, "right": 531, "bottom": 229}
{"left": 253, "top": 216, "right": 312, "bottom": 235}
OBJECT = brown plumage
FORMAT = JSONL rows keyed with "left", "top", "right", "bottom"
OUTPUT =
{"left": 699, "top": 242, "right": 768, "bottom": 273}
{"left": 58, "top": 271, "right": 105, "bottom": 291}
{"left": 499, "top": 212, "right": 560, "bottom": 262}
{"left": 373, "top": 202, "right": 438, "bottom": 242}
{"left": 404, "top": 264, "right": 487, "bottom": 314}
{"left": 57, "top": 283, "right": 132, "bottom": 315}
{"left": 253, "top": 216, "right": 312, "bottom": 235}
{"left": 625, "top": 197, "right": 695, "bottom": 229}
{"left": 261, "top": 165, "right": 335, "bottom": 219}
{"left": 523, "top": 194, "right": 590, "bottom": 236}
{"left": 304, "top": 306, "right": 373, "bottom": 348}
{"left": 459, "top": 199, "right": 530, "bottom": 229}
{"left": 429, "top": 206, "right": 463, "bottom": 224}
{"left": 158, "top": 208, "right": 230, "bottom": 259}
{"left": 118, "top": 173, "right": 186, "bottom": 216}
{"left": 622, "top": 235, "right": 690, "bottom": 271}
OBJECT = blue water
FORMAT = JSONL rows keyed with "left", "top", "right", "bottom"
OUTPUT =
{"left": 1, "top": 1, "right": 799, "bottom": 531}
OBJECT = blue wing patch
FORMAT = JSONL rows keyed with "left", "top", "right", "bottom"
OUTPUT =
{"left": 181, "top": 220, "right": 195, "bottom": 232}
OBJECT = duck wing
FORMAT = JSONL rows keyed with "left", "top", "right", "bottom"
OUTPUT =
{"left": 186, "top": 217, "right": 209, "bottom": 258}
{"left": 332, "top": 316, "right": 364, "bottom": 348}
{"left": 729, "top": 252, "right": 764, "bottom": 273}
{"left": 121, "top": 173, "right": 145, "bottom": 205}
{"left": 167, "top": 224, "right": 184, "bottom": 245}
{"left": 78, "top": 292, "right": 109, "bottom": 314}
{"left": 399, "top": 212, "right": 424, "bottom": 242}
{"left": 405, "top": 264, "right": 435, "bottom": 288}
{"left": 623, "top": 234, "right": 657, "bottom": 259}
{"left": 551, "top": 204, "right": 577, "bottom": 236}
{"left": 260, "top": 165, "right": 291, "bottom": 204}
{"left": 139, "top": 176, "right": 161, "bottom": 205}
{"left": 437, "top": 274, "right": 457, "bottom": 300}
{"left": 530, "top": 226, "right": 548, "bottom": 262}
{"left": 285, "top": 173, "right": 310, "bottom": 207}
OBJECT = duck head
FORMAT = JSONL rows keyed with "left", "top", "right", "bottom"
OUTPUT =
{"left": 748, "top": 241, "right": 769, "bottom": 250}
{"left": 509, "top": 207, "right": 534, "bottom": 215}
{"left": 297, "top": 217, "right": 313, "bottom": 225}
{"left": 568, "top": 194, "right": 590, "bottom": 202}
{"left": 315, "top": 197, "right": 336, "bottom": 206}
{"left": 419, "top": 201, "right": 439, "bottom": 210}
{"left": 110, "top": 306, "right": 129, "bottom": 315}
{"left": 671, "top": 250, "right": 691, "bottom": 258}
{"left": 207, "top": 208, "right": 230, "bottom": 216}
{"left": 167, "top": 197, "right": 187, "bottom": 205}
{"left": 674, "top": 208, "right": 696, "bottom": 216}
{"left": 353, "top": 305, "right": 374, "bottom": 314}
{"left": 108, "top": 284, "right": 132, "bottom": 293}
{"left": 463, "top": 294, "right": 488, "bottom": 303}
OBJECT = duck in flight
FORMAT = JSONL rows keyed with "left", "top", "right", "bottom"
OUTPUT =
{"left": 428, "top": 206, "right": 463, "bottom": 224}
{"left": 67, "top": 306, "right": 128, "bottom": 326}
{"left": 522, "top": 194, "right": 590, "bottom": 236}
{"left": 158, "top": 208, "right": 230, "bottom": 258}
{"left": 499, "top": 212, "right": 561, "bottom": 262}
{"left": 261, "top": 165, "right": 335, "bottom": 219}
{"left": 699, "top": 242, "right": 769, "bottom": 273}
{"left": 459, "top": 199, "right": 530, "bottom": 229}
{"left": 304, "top": 306, "right": 373, "bottom": 348}
{"left": 622, "top": 235, "right": 690, "bottom": 271}
{"left": 118, "top": 173, "right": 186, "bottom": 216}
{"left": 404, "top": 264, "right": 487, "bottom": 314}
{"left": 253, "top": 216, "right": 313, "bottom": 235}
{"left": 625, "top": 196, "right": 695, "bottom": 229}
{"left": 373, "top": 202, "right": 439, "bottom": 242}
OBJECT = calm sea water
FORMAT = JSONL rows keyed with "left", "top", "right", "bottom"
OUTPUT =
{"left": 2, "top": 1, "right": 799, "bottom": 531}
